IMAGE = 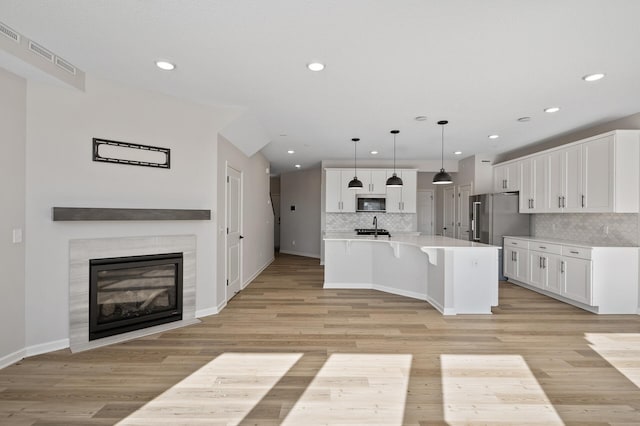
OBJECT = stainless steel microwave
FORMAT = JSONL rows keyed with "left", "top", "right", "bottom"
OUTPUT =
{"left": 357, "top": 197, "right": 386, "bottom": 212}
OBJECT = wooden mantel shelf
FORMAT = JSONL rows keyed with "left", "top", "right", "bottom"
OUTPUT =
{"left": 52, "top": 207, "right": 211, "bottom": 221}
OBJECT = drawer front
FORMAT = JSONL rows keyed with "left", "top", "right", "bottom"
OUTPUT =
{"left": 504, "top": 238, "right": 529, "bottom": 250}
{"left": 529, "top": 242, "right": 562, "bottom": 255}
{"left": 562, "top": 245, "right": 592, "bottom": 260}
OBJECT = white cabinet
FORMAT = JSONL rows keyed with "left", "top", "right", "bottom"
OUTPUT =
{"left": 493, "top": 161, "right": 520, "bottom": 192}
{"left": 456, "top": 184, "right": 472, "bottom": 240}
{"left": 503, "top": 238, "right": 528, "bottom": 283}
{"left": 527, "top": 242, "right": 562, "bottom": 294}
{"left": 512, "top": 130, "right": 639, "bottom": 213}
{"left": 354, "top": 169, "right": 388, "bottom": 195}
{"left": 561, "top": 256, "right": 592, "bottom": 305}
{"left": 386, "top": 169, "right": 417, "bottom": 213}
{"left": 519, "top": 155, "right": 547, "bottom": 213}
{"left": 325, "top": 169, "right": 356, "bottom": 212}
{"left": 502, "top": 237, "right": 637, "bottom": 314}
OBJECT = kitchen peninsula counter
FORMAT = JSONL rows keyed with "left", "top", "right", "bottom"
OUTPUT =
{"left": 323, "top": 233, "right": 500, "bottom": 314}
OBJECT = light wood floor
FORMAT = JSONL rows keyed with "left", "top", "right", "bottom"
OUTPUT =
{"left": 2, "top": 253, "right": 640, "bottom": 425}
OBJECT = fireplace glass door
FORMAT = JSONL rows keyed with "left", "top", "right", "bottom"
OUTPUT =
{"left": 89, "top": 252, "right": 183, "bottom": 340}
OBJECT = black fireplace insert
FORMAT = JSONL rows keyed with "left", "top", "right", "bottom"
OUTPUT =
{"left": 89, "top": 252, "right": 183, "bottom": 341}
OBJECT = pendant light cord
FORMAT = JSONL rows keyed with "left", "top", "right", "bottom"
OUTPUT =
{"left": 393, "top": 132, "right": 397, "bottom": 173}
{"left": 441, "top": 124, "right": 444, "bottom": 169}
{"left": 353, "top": 140, "right": 357, "bottom": 176}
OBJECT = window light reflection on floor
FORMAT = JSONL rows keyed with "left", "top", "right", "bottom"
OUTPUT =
{"left": 117, "top": 352, "right": 302, "bottom": 425}
{"left": 586, "top": 333, "right": 640, "bottom": 388}
{"left": 282, "top": 353, "right": 412, "bottom": 425}
{"left": 441, "top": 354, "right": 562, "bottom": 425}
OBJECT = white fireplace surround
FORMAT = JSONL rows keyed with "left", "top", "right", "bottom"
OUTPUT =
{"left": 69, "top": 234, "right": 199, "bottom": 352}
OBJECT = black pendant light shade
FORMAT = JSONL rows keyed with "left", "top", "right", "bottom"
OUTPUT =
{"left": 348, "top": 138, "right": 363, "bottom": 189}
{"left": 432, "top": 120, "right": 453, "bottom": 185}
{"left": 386, "top": 130, "right": 403, "bottom": 187}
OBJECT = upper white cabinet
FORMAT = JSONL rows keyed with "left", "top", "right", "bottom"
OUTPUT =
{"left": 499, "top": 130, "right": 640, "bottom": 213}
{"left": 519, "top": 155, "right": 547, "bottom": 213}
{"left": 493, "top": 161, "right": 520, "bottom": 192}
{"left": 386, "top": 169, "right": 417, "bottom": 213}
{"left": 356, "top": 169, "right": 388, "bottom": 195}
{"left": 325, "top": 169, "right": 356, "bottom": 212}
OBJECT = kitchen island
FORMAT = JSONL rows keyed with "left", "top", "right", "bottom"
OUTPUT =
{"left": 323, "top": 233, "right": 500, "bottom": 315}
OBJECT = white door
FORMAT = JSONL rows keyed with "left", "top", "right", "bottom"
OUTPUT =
{"left": 417, "top": 190, "right": 434, "bottom": 235}
{"left": 226, "top": 166, "right": 242, "bottom": 301}
{"left": 456, "top": 184, "right": 471, "bottom": 240}
{"left": 272, "top": 194, "right": 280, "bottom": 251}
{"left": 443, "top": 187, "right": 455, "bottom": 238}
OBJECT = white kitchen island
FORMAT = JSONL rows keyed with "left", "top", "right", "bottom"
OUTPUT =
{"left": 323, "top": 233, "right": 500, "bottom": 315}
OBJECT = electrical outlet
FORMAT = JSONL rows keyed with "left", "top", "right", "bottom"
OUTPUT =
{"left": 12, "top": 228, "right": 23, "bottom": 243}
{"left": 292, "top": 240, "right": 296, "bottom": 246}
{"left": 603, "top": 225, "right": 609, "bottom": 235}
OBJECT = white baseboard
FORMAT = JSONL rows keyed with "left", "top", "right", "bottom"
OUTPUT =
{"left": 242, "top": 257, "right": 275, "bottom": 289}
{"left": 375, "top": 284, "right": 426, "bottom": 301}
{"left": 196, "top": 306, "right": 219, "bottom": 318}
{"left": 324, "top": 282, "right": 373, "bottom": 289}
{"left": 279, "top": 250, "right": 321, "bottom": 259}
{"left": 25, "top": 338, "right": 69, "bottom": 357}
{"left": 0, "top": 348, "right": 26, "bottom": 370}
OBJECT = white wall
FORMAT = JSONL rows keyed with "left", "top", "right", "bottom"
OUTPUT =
{"left": 0, "top": 68, "right": 26, "bottom": 365}
{"left": 23, "top": 75, "right": 239, "bottom": 350}
{"left": 280, "top": 167, "right": 322, "bottom": 258}
{"left": 216, "top": 135, "right": 274, "bottom": 307}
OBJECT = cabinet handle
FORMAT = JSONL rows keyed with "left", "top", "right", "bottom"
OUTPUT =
{"left": 558, "top": 196, "right": 562, "bottom": 208}
{"left": 543, "top": 257, "right": 546, "bottom": 268}
{"left": 511, "top": 242, "right": 518, "bottom": 245}
{"left": 539, "top": 257, "right": 542, "bottom": 268}
{"left": 562, "top": 196, "right": 566, "bottom": 208}
{"left": 539, "top": 246, "right": 546, "bottom": 249}
{"left": 569, "top": 250, "right": 579, "bottom": 254}
{"left": 561, "top": 261, "right": 565, "bottom": 273}
{"left": 582, "top": 195, "right": 585, "bottom": 208}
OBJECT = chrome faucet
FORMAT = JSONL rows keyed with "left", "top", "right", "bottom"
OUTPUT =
{"left": 373, "top": 216, "right": 378, "bottom": 238}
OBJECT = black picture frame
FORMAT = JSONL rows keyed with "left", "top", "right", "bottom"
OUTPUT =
{"left": 92, "top": 138, "right": 171, "bottom": 169}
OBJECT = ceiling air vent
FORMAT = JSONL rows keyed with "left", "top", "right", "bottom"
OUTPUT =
{"left": 55, "top": 56, "right": 77, "bottom": 75}
{"left": 0, "top": 22, "right": 20, "bottom": 43}
{"left": 28, "top": 40, "right": 54, "bottom": 62}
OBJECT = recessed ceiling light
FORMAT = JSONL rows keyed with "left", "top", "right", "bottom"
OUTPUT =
{"left": 307, "top": 62, "right": 325, "bottom": 71}
{"left": 582, "top": 73, "right": 605, "bottom": 82}
{"left": 517, "top": 116, "right": 531, "bottom": 122}
{"left": 454, "top": 151, "right": 463, "bottom": 155}
{"left": 414, "top": 116, "right": 428, "bottom": 121}
{"left": 295, "top": 164, "right": 301, "bottom": 168}
{"left": 544, "top": 107, "right": 561, "bottom": 113}
{"left": 155, "top": 60, "right": 175, "bottom": 71}
{"left": 488, "top": 134, "right": 499, "bottom": 139}
{"left": 287, "top": 150, "right": 295, "bottom": 154}
{"left": 370, "top": 150, "right": 379, "bottom": 155}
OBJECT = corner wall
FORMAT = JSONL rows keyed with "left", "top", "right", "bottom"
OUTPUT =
{"left": 0, "top": 68, "right": 26, "bottom": 366}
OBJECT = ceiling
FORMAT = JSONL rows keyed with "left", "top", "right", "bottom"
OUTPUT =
{"left": 2, "top": 0, "right": 640, "bottom": 175}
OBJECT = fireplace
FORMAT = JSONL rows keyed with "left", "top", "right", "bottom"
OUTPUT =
{"left": 89, "top": 252, "right": 183, "bottom": 341}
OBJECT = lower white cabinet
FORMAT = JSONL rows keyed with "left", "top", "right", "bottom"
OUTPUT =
{"left": 503, "top": 237, "right": 637, "bottom": 314}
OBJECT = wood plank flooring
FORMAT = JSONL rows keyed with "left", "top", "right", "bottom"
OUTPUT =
{"left": 2, "top": 253, "right": 640, "bottom": 425}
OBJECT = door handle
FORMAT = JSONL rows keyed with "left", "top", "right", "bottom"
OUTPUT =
{"left": 472, "top": 201, "right": 481, "bottom": 241}
{"left": 239, "top": 235, "right": 244, "bottom": 239}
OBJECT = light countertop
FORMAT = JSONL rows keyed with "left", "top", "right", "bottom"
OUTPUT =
{"left": 503, "top": 235, "right": 639, "bottom": 248}
{"left": 324, "top": 232, "right": 498, "bottom": 249}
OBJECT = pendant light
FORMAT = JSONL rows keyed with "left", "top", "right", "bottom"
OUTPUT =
{"left": 348, "top": 138, "right": 363, "bottom": 189}
{"left": 386, "top": 130, "right": 403, "bottom": 187}
{"left": 433, "top": 120, "right": 453, "bottom": 185}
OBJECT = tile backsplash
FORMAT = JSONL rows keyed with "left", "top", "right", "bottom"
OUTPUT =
{"left": 533, "top": 213, "right": 639, "bottom": 246}
{"left": 326, "top": 212, "right": 416, "bottom": 232}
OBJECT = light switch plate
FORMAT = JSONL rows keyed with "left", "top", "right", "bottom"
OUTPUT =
{"left": 12, "top": 228, "right": 23, "bottom": 243}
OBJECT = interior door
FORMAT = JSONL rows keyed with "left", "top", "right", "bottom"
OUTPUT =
{"left": 226, "top": 166, "right": 242, "bottom": 301}
{"left": 272, "top": 194, "right": 280, "bottom": 251}
{"left": 417, "top": 190, "right": 434, "bottom": 235}
{"left": 443, "top": 187, "right": 455, "bottom": 238}
{"left": 456, "top": 184, "right": 471, "bottom": 240}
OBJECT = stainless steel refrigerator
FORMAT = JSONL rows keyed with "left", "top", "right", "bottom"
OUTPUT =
{"left": 469, "top": 192, "right": 531, "bottom": 279}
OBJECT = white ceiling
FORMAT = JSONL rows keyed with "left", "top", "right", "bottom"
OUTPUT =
{"left": 2, "top": 0, "right": 640, "bottom": 174}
